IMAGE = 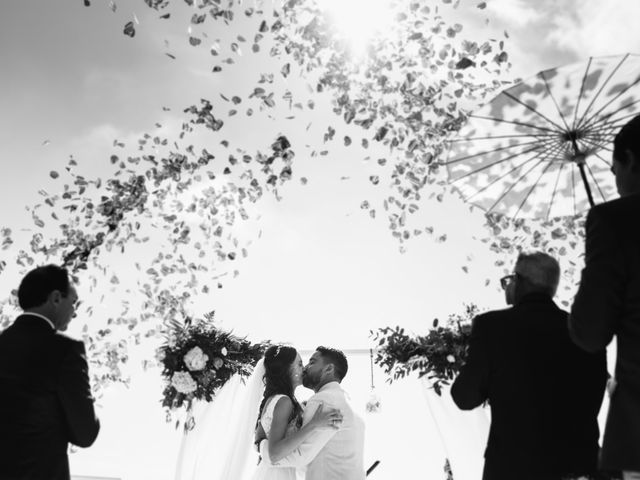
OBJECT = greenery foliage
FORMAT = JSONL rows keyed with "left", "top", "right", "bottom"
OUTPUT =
{"left": 159, "top": 311, "right": 267, "bottom": 428}
{"left": 371, "top": 304, "right": 478, "bottom": 395}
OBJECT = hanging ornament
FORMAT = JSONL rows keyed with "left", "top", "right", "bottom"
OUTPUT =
{"left": 366, "top": 348, "right": 381, "bottom": 413}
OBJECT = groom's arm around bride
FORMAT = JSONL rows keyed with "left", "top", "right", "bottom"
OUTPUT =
{"left": 261, "top": 347, "right": 366, "bottom": 480}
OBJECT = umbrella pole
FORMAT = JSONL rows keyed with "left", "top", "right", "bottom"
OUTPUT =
{"left": 571, "top": 139, "right": 596, "bottom": 208}
{"left": 577, "top": 161, "right": 595, "bottom": 207}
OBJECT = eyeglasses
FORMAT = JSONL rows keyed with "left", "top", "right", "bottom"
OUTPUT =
{"left": 500, "top": 274, "right": 516, "bottom": 290}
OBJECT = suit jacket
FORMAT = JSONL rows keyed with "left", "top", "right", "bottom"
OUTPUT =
{"left": 451, "top": 294, "right": 607, "bottom": 480}
{"left": 262, "top": 382, "right": 366, "bottom": 480}
{"left": 570, "top": 193, "right": 640, "bottom": 472}
{"left": 0, "top": 314, "right": 100, "bottom": 480}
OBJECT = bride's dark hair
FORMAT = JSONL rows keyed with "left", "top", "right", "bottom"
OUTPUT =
{"left": 257, "top": 345, "right": 303, "bottom": 429}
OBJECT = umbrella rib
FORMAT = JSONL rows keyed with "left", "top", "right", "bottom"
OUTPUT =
{"left": 469, "top": 115, "right": 560, "bottom": 134}
{"left": 571, "top": 164, "right": 577, "bottom": 216}
{"left": 446, "top": 138, "right": 545, "bottom": 165}
{"left": 513, "top": 145, "right": 567, "bottom": 218}
{"left": 585, "top": 118, "right": 628, "bottom": 136}
{"left": 547, "top": 161, "right": 566, "bottom": 220}
{"left": 582, "top": 106, "right": 640, "bottom": 134}
{"left": 503, "top": 89, "right": 567, "bottom": 132}
{"left": 585, "top": 161, "right": 607, "bottom": 202}
{"left": 449, "top": 141, "right": 554, "bottom": 182}
{"left": 594, "top": 150, "right": 613, "bottom": 169}
{"left": 575, "top": 53, "right": 631, "bottom": 131}
{"left": 540, "top": 71, "right": 572, "bottom": 132}
{"left": 572, "top": 57, "right": 594, "bottom": 130}
{"left": 464, "top": 152, "right": 548, "bottom": 202}
{"left": 486, "top": 156, "right": 551, "bottom": 213}
{"left": 481, "top": 139, "right": 566, "bottom": 211}
{"left": 449, "top": 133, "right": 558, "bottom": 142}
{"left": 579, "top": 135, "right": 614, "bottom": 155}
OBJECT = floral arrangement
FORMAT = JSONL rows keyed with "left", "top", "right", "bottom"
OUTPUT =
{"left": 371, "top": 304, "right": 479, "bottom": 396}
{"left": 158, "top": 311, "right": 267, "bottom": 424}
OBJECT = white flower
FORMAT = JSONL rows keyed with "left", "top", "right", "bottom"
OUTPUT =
{"left": 184, "top": 346, "right": 209, "bottom": 371}
{"left": 446, "top": 355, "right": 456, "bottom": 363}
{"left": 221, "top": 347, "right": 228, "bottom": 356}
{"left": 212, "top": 357, "right": 224, "bottom": 369}
{"left": 171, "top": 371, "right": 198, "bottom": 394}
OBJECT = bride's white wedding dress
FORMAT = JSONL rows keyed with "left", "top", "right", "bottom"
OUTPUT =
{"left": 252, "top": 394, "right": 299, "bottom": 480}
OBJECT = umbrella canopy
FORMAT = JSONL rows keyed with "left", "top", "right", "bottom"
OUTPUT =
{"left": 446, "top": 53, "right": 640, "bottom": 219}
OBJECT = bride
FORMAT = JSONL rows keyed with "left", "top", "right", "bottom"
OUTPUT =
{"left": 252, "top": 345, "right": 343, "bottom": 480}
{"left": 173, "top": 345, "right": 342, "bottom": 480}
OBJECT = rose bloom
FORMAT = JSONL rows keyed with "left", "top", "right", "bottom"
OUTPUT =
{"left": 211, "top": 357, "right": 224, "bottom": 369}
{"left": 184, "top": 346, "right": 209, "bottom": 371}
{"left": 171, "top": 371, "right": 198, "bottom": 394}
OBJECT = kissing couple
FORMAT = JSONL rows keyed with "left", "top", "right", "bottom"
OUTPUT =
{"left": 251, "top": 345, "right": 366, "bottom": 480}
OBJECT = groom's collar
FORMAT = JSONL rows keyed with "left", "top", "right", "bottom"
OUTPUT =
{"left": 317, "top": 381, "right": 341, "bottom": 393}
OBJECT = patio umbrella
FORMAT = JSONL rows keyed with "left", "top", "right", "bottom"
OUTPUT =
{"left": 445, "top": 53, "right": 640, "bottom": 219}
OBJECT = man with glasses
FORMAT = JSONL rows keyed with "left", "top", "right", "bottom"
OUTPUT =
{"left": 0, "top": 265, "right": 100, "bottom": 480}
{"left": 570, "top": 114, "right": 640, "bottom": 480}
{"left": 452, "top": 252, "right": 607, "bottom": 480}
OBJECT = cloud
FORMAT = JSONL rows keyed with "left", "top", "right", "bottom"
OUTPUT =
{"left": 546, "top": 0, "right": 640, "bottom": 57}
{"left": 487, "top": 0, "right": 545, "bottom": 28}
{"left": 479, "top": 0, "right": 640, "bottom": 79}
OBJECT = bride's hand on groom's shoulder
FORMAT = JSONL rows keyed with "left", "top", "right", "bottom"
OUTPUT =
{"left": 309, "top": 402, "right": 343, "bottom": 430}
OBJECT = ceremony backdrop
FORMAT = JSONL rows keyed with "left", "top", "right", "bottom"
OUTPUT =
{"left": 0, "top": 0, "right": 637, "bottom": 478}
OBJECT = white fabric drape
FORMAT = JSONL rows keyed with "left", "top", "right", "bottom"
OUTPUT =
{"left": 174, "top": 360, "right": 265, "bottom": 480}
{"left": 420, "top": 379, "right": 490, "bottom": 480}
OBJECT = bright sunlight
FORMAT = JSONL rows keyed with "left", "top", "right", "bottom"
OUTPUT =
{"left": 321, "top": 0, "right": 395, "bottom": 56}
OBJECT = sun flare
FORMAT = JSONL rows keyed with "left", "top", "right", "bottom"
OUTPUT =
{"left": 321, "top": 0, "right": 395, "bottom": 55}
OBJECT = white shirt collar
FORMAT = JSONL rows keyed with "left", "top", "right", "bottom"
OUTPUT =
{"left": 22, "top": 312, "right": 56, "bottom": 330}
{"left": 318, "top": 381, "right": 341, "bottom": 393}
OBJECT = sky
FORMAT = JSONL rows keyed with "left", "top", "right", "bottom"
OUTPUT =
{"left": 1, "top": 0, "right": 639, "bottom": 478}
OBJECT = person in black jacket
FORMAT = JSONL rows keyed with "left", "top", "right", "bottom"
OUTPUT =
{"left": 451, "top": 252, "right": 607, "bottom": 480}
{"left": 570, "top": 114, "right": 640, "bottom": 479}
{"left": 0, "top": 265, "right": 100, "bottom": 480}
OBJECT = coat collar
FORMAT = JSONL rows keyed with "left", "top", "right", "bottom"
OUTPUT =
{"left": 515, "top": 292, "right": 559, "bottom": 308}
{"left": 17, "top": 313, "right": 56, "bottom": 330}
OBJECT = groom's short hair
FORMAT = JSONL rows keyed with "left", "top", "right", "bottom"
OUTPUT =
{"left": 18, "top": 265, "right": 71, "bottom": 310}
{"left": 316, "top": 346, "right": 348, "bottom": 381}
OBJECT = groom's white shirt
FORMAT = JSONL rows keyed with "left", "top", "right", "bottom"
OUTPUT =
{"left": 260, "top": 381, "right": 365, "bottom": 480}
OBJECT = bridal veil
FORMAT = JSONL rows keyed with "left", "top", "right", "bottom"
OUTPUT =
{"left": 174, "top": 360, "right": 266, "bottom": 480}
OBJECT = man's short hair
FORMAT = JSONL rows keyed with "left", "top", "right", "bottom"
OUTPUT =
{"left": 18, "top": 265, "right": 71, "bottom": 310}
{"left": 515, "top": 251, "right": 560, "bottom": 297}
{"left": 316, "top": 346, "right": 348, "bottom": 381}
{"left": 614, "top": 114, "right": 640, "bottom": 164}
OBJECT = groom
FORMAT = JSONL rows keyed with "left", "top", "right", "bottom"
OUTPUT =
{"left": 259, "top": 346, "right": 366, "bottom": 480}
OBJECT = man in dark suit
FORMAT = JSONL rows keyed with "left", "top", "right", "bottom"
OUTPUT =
{"left": 570, "top": 114, "right": 640, "bottom": 480}
{"left": 451, "top": 252, "right": 607, "bottom": 480}
{"left": 0, "top": 265, "right": 100, "bottom": 480}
